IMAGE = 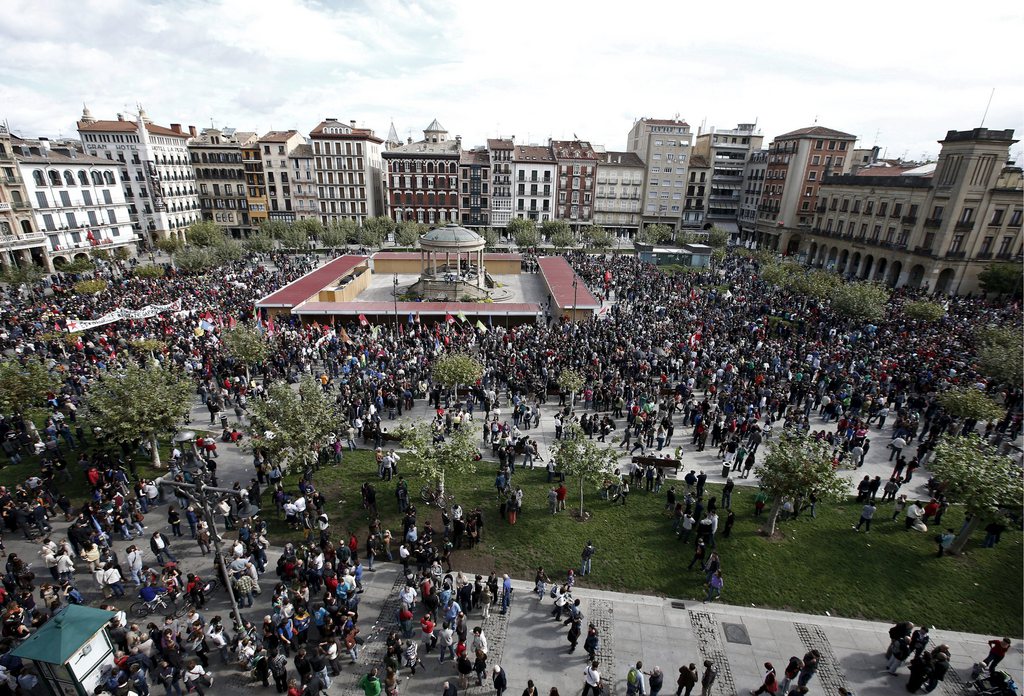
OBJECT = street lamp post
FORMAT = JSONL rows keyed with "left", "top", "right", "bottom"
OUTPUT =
{"left": 393, "top": 273, "right": 399, "bottom": 335}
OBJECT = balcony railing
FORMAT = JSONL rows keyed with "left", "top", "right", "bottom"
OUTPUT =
{"left": 901, "top": 215, "right": 917, "bottom": 224}
{"left": 924, "top": 218, "right": 942, "bottom": 228}
{"left": 954, "top": 221, "right": 974, "bottom": 231}
{"left": 912, "top": 246, "right": 935, "bottom": 257}
{"left": 945, "top": 250, "right": 966, "bottom": 258}
{"left": 977, "top": 251, "right": 993, "bottom": 259}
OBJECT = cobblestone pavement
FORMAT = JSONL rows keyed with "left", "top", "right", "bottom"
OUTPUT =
{"left": 690, "top": 610, "right": 736, "bottom": 696}
{"left": 795, "top": 622, "right": 849, "bottom": 695}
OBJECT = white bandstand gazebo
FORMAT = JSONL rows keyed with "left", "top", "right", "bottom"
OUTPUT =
{"left": 411, "top": 224, "right": 490, "bottom": 300}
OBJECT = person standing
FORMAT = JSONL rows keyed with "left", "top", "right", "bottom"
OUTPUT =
{"left": 704, "top": 571, "right": 723, "bottom": 603}
{"left": 676, "top": 664, "right": 698, "bottom": 696}
{"left": 491, "top": 665, "right": 507, "bottom": 696}
{"left": 853, "top": 502, "right": 876, "bottom": 532}
{"left": 700, "top": 661, "right": 717, "bottom": 696}
{"left": 796, "top": 651, "right": 818, "bottom": 688}
{"left": 982, "top": 637, "right": 1011, "bottom": 673}
{"left": 627, "top": 661, "right": 647, "bottom": 696}
{"left": 750, "top": 662, "right": 777, "bottom": 695}
{"left": 581, "top": 541, "right": 595, "bottom": 576}
{"left": 582, "top": 661, "right": 602, "bottom": 696}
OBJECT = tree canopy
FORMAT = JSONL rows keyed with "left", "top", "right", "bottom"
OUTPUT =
{"left": 220, "top": 324, "right": 271, "bottom": 377}
{"left": 400, "top": 421, "right": 479, "bottom": 490}
{"left": 395, "top": 221, "right": 426, "bottom": 247}
{"left": 754, "top": 434, "right": 847, "bottom": 536}
{"left": 507, "top": 218, "right": 539, "bottom": 248}
{"left": 245, "top": 376, "right": 337, "bottom": 474}
{"left": 636, "top": 224, "right": 672, "bottom": 246}
{"left": 903, "top": 299, "right": 946, "bottom": 322}
{"left": 554, "top": 423, "right": 618, "bottom": 517}
{"left": 830, "top": 282, "right": 890, "bottom": 322}
{"left": 184, "top": 221, "right": 228, "bottom": 248}
{"left": 936, "top": 387, "right": 1004, "bottom": 423}
{"left": 541, "top": 219, "right": 570, "bottom": 243}
{"left": 975, "top": 326, "right": 1024, "bottom": 387}
{"left": 432, "top": 353, "right": 483, "bottom": 397}
{"left": 84, "top": 362, "right": 194, "bottom": 467}
{"left": 0, "top": 359, "right": 61, "bottom": 416}
{"left": 583, "top": 225, "right": 613, "bottom": 250}
{"left": 978, "top": 263, "right": 1023, "bottom": 297}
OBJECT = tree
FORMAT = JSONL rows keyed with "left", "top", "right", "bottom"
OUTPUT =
{"left": 294, "top": 218, "right": 324, "bottom": 241}
{"left": 754, "top": 434, "right": 847, "bottom": 536}
{"left": 155, "top": 237, "right": 184, "bottom": 256}
{"left": 113, "top": 246, "right": 132, "bottom": 262}
{"left": 583, "top": 226, "right": 613, "bottom": 250}
{"left": 975, "top": 327, "right": 1024, "bottom": 387}
{"left": 61, "top": 259, "right": 96, "bottom": 274}
{"left": 550, "top": 227, "right": 577, "bottom": 249}
{"left": 930, "top": 434, "right": 1024, "bottom": 554}
{"left": 173, "top": 246, "right": 215, "bottom": 273}
{"left": 84, "top": 363, "right": 194, "bottom": 468}
{"left": 258, "top": 220, "right": 291, "bottom": 239}
{"left": 554, "top": 423, "right": 618, "bottom": 518}
{"left": 242, "top": 232, "right": 276, "bottom": 254}
{"left": 89, "top": 248, "right": 111, "bottom": 261}
{"left": 903, "top": 300, "right": 945, "bottom": 322}
{"left": 636, "top": 224, "right": 672, "bottom": 246}
{"left": 133, "top": 265, "right": 165, "bottom": 279}
{"left": 278, "top": 226, "right": 309, "bottom": 251}
{"left": 936, "top": 388, "right": 1004, "bottom": 423}
{"left": 508, "top": 218, "right": 539, "bottom": 248}
{"left": 220, "top": 324, "right": 270, "bottom": 380}
{"left": 481, "top": 227, "right": 500, "bottom": 250}
{"left": 395, "top": 221, "right": 425, "bottom": 247}
{"left": 245, "top": 376, "right": 336, "bottom": 474}
{"left": 318, "top": 225, "right": 347, "bottom": 250}
{"left": 706, "top": 226, "right": 730, "bottom": 248}
{"left": 184, "top": 221, "right": 228, "bottom": 248}
{"left": 0, "top": 265, "right": 45, "bottom": 286}
{"left": 557, "top": 369, "right": 584, "bottom": 408}
{"left": 400, "top": 421, "right": 479, "bottom": 495}
{"left": 363, "top": 216, "right": 396, "bottom": 245}
{"left": 830, "top": 282, "right": 890, "bottom": 322}
{"left": 0, "top": 358, "right": 61, "bottom": 416}
{"left": 74, "top": 279, "right": 108, "bottom": 295}
{"left": 357, "top": 223, "right": 386, "bottom": 248}
{"left": 977, "top": 263, "right": 1023, "bottom": 298}
{"left": 329, "top": 219, "right": 360, "bottom": 245}
{"left": 541, "top": 219, "right": 570, "bottom": 243}
{"left": 431, "top": 352, "right": 483, "bottom": 400}
{"left": 213, "top": 239, "right": 245, "bottom": 264}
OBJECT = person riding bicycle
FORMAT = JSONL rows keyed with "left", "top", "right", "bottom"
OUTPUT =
{"left": 185, "top": 573, "right": 206, "bottom": 609}
{"left": 139, "top": 583, "right": 167, "bottom": 603}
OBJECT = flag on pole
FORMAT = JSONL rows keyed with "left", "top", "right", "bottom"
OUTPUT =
{"left": 689, "top": 331, "right": 702, "bottom": 349}
{"left": 487, "top": 314, "right": 493, "bottom": 327}
{"left": 476, "top": 320, "right": 487, "bottom": 333}
{"left": 267, "top": 315, "right": 275, "bottom": 336}
{"left": 358, "top": 314, "right": 369, "bottom": 326}
{"left": 456, "top": 310, "right": 467, "bottom": 323}
{"left": 407, "top": 313, "right": 415, "bottom": 324}
{"left": 340, "top": 327, "right": 352, "bottom": 343}
{"left": 199, "top": 320, "right": 215, "bottom": 332}
{"left": 445, "top": 313, "right": 455, "bottom": 324}
{"left": 415, "top": 312, "right": 421, "bottom": 324}
{"left": 371, "top": 324, "right": 380, "bottom": 339}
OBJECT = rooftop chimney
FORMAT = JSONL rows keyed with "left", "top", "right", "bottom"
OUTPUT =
{"left": 350, "top": 120, "right": 356, "bottom": 127}
{"left": 117, "top": 113, "right": 125, "bottom": 121}
{"left": 189, "top": 125, "right": 197, "bottom": 138}
{"left": 170, "top": 123, "right": 182, "bottom": 134}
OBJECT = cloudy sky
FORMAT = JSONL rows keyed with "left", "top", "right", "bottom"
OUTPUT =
{"left": 3, "top": 0, "right": 1022, "bottom": 162}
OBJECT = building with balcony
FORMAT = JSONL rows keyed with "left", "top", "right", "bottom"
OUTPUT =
{"left": 626, "top": 117, "right": 693, "bottom": 231}
{"left": 739, "top": 149, "right": 768, "bottom": 241}
{"left": 258, "top": 130, "right": 307, "bottom": 224}
{"left": 799, "top": 128, "right": 1021, "bottom": 295}
{"left": 551, "top": 139, "right": 598, "bottom": 231}
{"left": 288, "top": 144, "right": 318, "bottom": 220}
{"left": 594, "top": 151, "right": 644, "bottom": 238}
{"left": 77, "top": 106, "right": 199, "bottom": 245}
{"left": 383, "top": 119, "right": 460, "bottom": 225}
{"left": 512, "top": 145, "right": 556, "bottom": 224}
{"left": 13, "top": 136, "right": 137, "bottom": 266}
{"left": 750, "top": 125, "right": 857, "bottom": 254}
{"left": 0, "top": 126, "right": 48, "bottom": 270}
{"left": 242, "top": 142, "right": 268, "bottom": 230}
{"left": 459, "top": 148, "right": 490, "bottom": 228}
{"left": 692, "top": 123, "right": 764, "bottom": 236}
{"left": 682, "top": 155, "right": 708, "bottom": 231}
{"left": 310, "top": 118, "right": 386, "bottom": 226}
{"left": 188, "top": 127, "right": 256, "bottom": 239}
{"left": 487, "top": 139, "right": 514, "bottom": 229}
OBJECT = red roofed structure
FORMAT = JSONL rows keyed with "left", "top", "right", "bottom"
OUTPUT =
{"left": 537, "top": 256, "right": 600, "bottom": 322}
{"left": 256, "top": 256, "right": 368, "bottom": 310}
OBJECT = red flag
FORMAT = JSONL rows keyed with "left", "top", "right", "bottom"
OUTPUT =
{"left": 604, "top": 270, "right": 612, "bottom": 282}
{"left": 267, "top": 315, "right": 276, "bottom": 335}
{"left": 689, "top": 331, "right": 701, "bottom": 349}
{"left": 358, "top": 314, "right": 369, "bottom": 326}
{"left": 690, "top": 288, "right": 697, "bottom": 300}
{"left": 445, "top": 313, "right": 455, "bottom": 324}
{"left": 53, "top": 322, "right": 60, "bottom": 331}
{"left": 228, "top": 316, "right": 237, "bottom": 329}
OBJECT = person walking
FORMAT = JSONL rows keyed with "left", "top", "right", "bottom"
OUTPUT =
{"left": 700, "top": 661, "right": 717, "bottom": 696}
{"left": 676, "top": 664, "right": 698, "bottom": 696}
{"left": 581, "top": 541, "right": 595, "bottom": 576}
{"left": 982, "top": 637, "right": 1011, "bottom": 673}
{"left": 703, "top": 570, "right": 723, "bottom": 603}
{"left": 627, "top": 661, "right": 647, "bottom": 696}
{"left": 750, "top": 662, "right": 777, "bottom": 695}
{"left": 491, "top": 665, "right": 508, "bottom": 696}
{"left": 797, "top": 651, "right": 818, "bottom": 688}
{"left": 853, "top": 502, "right": 876, "bottom": 532}
{"left": 582, "top": 661, "right": 602, "bottom": 696}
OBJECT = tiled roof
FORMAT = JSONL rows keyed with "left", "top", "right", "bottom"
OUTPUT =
{"left": 256, "top": 256, "right": 368, "bottom": 308}
{"left": 460, "top": 149, "right": 490, "bottom": 165}
{"left": 513, "top": 145, "right": 555, "bottom": 163}
{"left": 77, "top": 120, "right": 189, "bottom": 138}
{"left": 550, "top": 140, "right": 598, "bottom": 160}
{"left": 384, "top": 140, "right": 461, "bottom": 156}
{"left": 854, "top": 165, "right": 916, "bottom": 177}
{"left": 295, "top": 301, "right": 541, "bottom": 317}
{"left": 689, "top": 155, "right": 710, "bottom": 168}
{"left": 259, "top": 130, "right": 299, "bottom": 143}
{"left": 537, "top": 256, "right": 600, "bottom": 310}
{"left": 288, "top": 144, "right": 314, "bottom": 158}
{"left": 775, "top": 126, "right": 857, "bottom": 140}
{"left": 643, "top": 118, "right": 690, "bottom": 127}
{"left": 425, "top": 119, "right": 446, "bottom": 132}
{"left": 309, "top": 120, "right": 383, "bottom": 143}
{"left": 600, "top": 151, "right": 644, "bottom": 167}
{"left": 15, "top": 148, "right": 116, "bottom": 166}
{"left": 487, "top": 138, "right": 514, "bottom": 150}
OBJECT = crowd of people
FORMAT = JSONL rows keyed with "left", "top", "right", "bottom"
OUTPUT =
{"left": 0, "top": 244, "right": 1018, "bottom": 696}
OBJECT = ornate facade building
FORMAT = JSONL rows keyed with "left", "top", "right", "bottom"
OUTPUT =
{"left": 383, "top": 120, "right": 461, "bottom": 225}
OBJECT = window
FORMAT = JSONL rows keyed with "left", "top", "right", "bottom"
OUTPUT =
{"left": 815, "top": 140, "right": 824, "bottom": 149}
{"left": 811, "top": 155, "right": 820, "bottom": 165}
{"left": 48, "top": 171, "right": 61, "bottom": 186}
{"left": 78, "top": 171, "right": 89, "bottom": 186}
{"left": 59, "top": 191, "right": 71, "bottom": 207}
{"left": 807, "top": 171, "right": 817, "bottom": 181}
{"left": 959, "top": 207, "right": 974, "bottom": 223}
{"left": 1010, "top": 209, "right": 1022, "bottom": 226}
{"left": 998, "top": 236, "right": 1013, "bottom": 255}
{"left": 949, "top": 234, "right": 965, "bottom": 252}
{"left": 990, "top": 209, "right": 1005, "bottom": 225}
{"left": 931, "top": 205, "right": 943, "bottom": 221}
{"left": 878, "top": 201, "right": 888, "bottom": 216}
{"left": 33, "top": 171, "right": 45, "bottom": 186}
{"left": 82, "top": 191, "right": 92, "bottom": 206}
{"left": 981, "top": 236, "right": 994, "bottom": 254}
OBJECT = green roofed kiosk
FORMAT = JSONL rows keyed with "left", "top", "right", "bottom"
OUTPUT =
{"left": 12, "top": 605, "right": 115, "bottom": 696}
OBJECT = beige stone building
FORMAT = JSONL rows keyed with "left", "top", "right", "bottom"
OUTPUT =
{"left": 0, "top": 126, "right": 47, "bottom": 270}
{"left": 288, "top": 144, "right": 317, "bottom": 220}
{"left": 311, "top": 118, "right": 386, "bottom": 225}
{"left": 801, "top": 128, "right": 1021, "bottom": 294}
{"left": 595, "top": 151, "right": 644, "bottom": 239}
{"left": 626, "top": 117, "right": 693, "bottom": 231}
{"left": 692, "top": 123, "right": 764, "bottom": 237}
{"left": 188, "top": 128, "right": 256, "bottom": 238}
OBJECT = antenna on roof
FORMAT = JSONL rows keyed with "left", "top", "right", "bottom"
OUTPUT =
{"left": 872, "top": 129, "right": 880, "bottom": 147}
{"left": 813, "top": 114, "right": 819, "bottom": 125}
{"left": 979, "top": 87, "right": 995, "bottom": 128}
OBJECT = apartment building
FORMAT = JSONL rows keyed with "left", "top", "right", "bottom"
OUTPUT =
{"left": 487, "top": 139, "right": 514, "bottom": 228}
{"left": 383, "top": 120, "right": 460, "bottom": 225}
{"left": 258, "top": 130, "right": 306, "bottom": 223}
{"left": 801, "top": 127, "right": 1021, "bottom": 295}
{"left": 242, "top": 142, "right": 268, "bottom": 230}
{"left": 0, "top": 126, "right": 47, "bottom": 270}
{"left": 550, "top": 139, "right": 598, "bottom": 230}
{"left": 739, "top": 149, "right": 768, "bottom": 242}
{"left": 458, "top": 148, "right": 490, "bottom": 228}
{"left": 188, "top": 127, "right": 256, "bottom": 238}
{"left": 310, "top": 118, "right": 386, "bottom": 225}
{"left": 626, "top": 117, "right": 693, "bottom": 230}
{"left": 77, "top": 106, "right": 199, "bottom": 244}
{"left": 594, "top": 151, "right": 644, "bottom": 238}
{"left": 512, "top": 145, "right": 556, "bottom": 224}
{"left": 752, "top": 125, "right": 857, "bottom": 253}
{"left": 683, "top": 155, "right": 709, "bottom": 231}
{"left": 692, "top": 123, "right": 764, "bottom": 235}
{"left": 288, "top": 144, "right": 317, "bottom": 220}
{"left": 13, "top": 136, "right": 137, "bottom": 266}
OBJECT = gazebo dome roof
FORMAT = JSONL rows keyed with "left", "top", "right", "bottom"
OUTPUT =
{"left": 419, "top": 223, "right": 485, "bottom": 250}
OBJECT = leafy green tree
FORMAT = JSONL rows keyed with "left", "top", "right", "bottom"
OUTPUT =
{"left": 330, "top": 219, "right": 360, "bottom": 245}
{"left": 930, "top": 434, "right": 1024, "bottom": 554}
{"left": 155, "top": 237, "right": 184, "bottom": 256}
{"left": 278, "top": 226, "right": 309, "bottom": 251}
{"left": 903, "top": 300, "right": 946, "bottom": 322}
{"left": 0, "top": 359, "right": 61, "bottom": 416}
{"left": 0, "top": 265, "right": 45, "bottom": 286}
{"left": 173, "top": 247, "right": 215, "bottom": 272}
{"left": 636, "top": 224, "right": 672, "bottom": 246}
{"left": 508, "top": 218, "right": 539, "bottom": 248}
{"left": 937, "top": 388, "right": 1004, "bottom": 423}
{"left": 242, "top": 232, "right": 276, "bottom": 254}
{"left": 759, "top": 262, "right": 795, "bottom": 288}
{"left": 975, "top": 327, "right": 1024, "bottom": 387}
{"left": 357, "top": 223, "right": 386, "bottom": 248}
{"left": 675, "top": 230, "right": 698, "bottom": 246}
{"left": 89, "top": 248, "right": 111, "bottom": 261}
{"left": 61, "top": 259, "right": 96, "bottom": 274}
{"left": 481, "top": 227, "right": 500, "bottom": 250}
{"left": 395, "top": 221, "right": 425, "bottom": 247}
{"left": 399, "top": 421, "right": 479, "bottom": 495}
{"left": 830, "top": 282, "right": 890, "bottom": 322}
{"left": 294, "top": 218, "right": 324, "bottom": 241}
{"left": 113, "top": 247, "right": 132, "bottom": 262}
{"left": 213, "top": 239, "right": 245, "bottom": 264}
{"left": 84, "top": 363, "right": 194, "bottom": 467}
{"left": 432, "top": 352, "right": 484, "bottom": 400}
{"left": 978, "top": 263, "right": 1023, "bottom": 297}
{"left": 550, "top": 227, "right": 577, "bottom": 249}
{"left": 706, "top": 226, "right": 730, "bottom": 248}
{"left": 259, "top": 220, "right": 291, "bottom": 239}
{"left": 363, "top": 216, "right": 396, "bottom": 245}
{"left": 541, "top": 219, "right": 570, "bottom": 243}
{"left": 754, "top": 434, "right": 847, "bottom": 536}
{"left": 554, "top": 423, "right": 618, "bottom": 518}
{"left": 133, "top": 265, "right": 165, "bottom": 279}
{"left": 73, "top": 279, "right": 107, "bottom": 295}
{"left": 184, "top": 220, "right": 228, "bottom": 248}
{"left": 318, "top": 225, "right": 348, "bottom": 250}
{"left": 557, "top": 368, "right": 584, "bottom": 408}
{"left": 583, "top": 226, "right": 612, "bottom": 250}
{"left": 220, "top": 324, "right": 270, "bottom": 380}
{"left": 245, "top": 376, "right": 337, "bottom": 474}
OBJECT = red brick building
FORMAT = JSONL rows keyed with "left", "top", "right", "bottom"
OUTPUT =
{"left": 382, "top": 119, "right": 461, "bottom": 225}
{"left": 550, "top": 139, "right": 598, "bottom": 230}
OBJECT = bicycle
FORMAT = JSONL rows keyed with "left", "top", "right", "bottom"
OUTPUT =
{"left": 178, "top": 577, "right": 221, "bottom": 613}
{"left": 130, "top": 592, "right": 182, "bottom": 619}
{"left": 419, "top": 485, "right": 453, "bottom": 508}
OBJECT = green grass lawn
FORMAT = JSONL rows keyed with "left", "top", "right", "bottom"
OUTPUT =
{"left": 271, "top": 450, "right": 1022, "bottom": 636}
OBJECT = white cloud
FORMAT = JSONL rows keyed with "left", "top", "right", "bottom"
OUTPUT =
{"left": 0, "top": 0, "right": 1021, "bottom": 161}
